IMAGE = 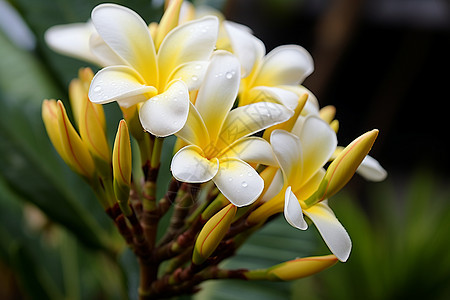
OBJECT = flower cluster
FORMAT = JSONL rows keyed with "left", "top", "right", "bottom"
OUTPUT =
{"left": 43, "top": 1, "right": 386, "bottom": 298}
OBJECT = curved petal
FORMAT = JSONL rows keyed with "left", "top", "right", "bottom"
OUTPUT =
{"left": 304, "top": 202, "right": 351, "bottom": 262}
{"left": 279, "top": 85, "right": 319, "bottom": 113}
{"left": 357, "top": 155, "right": 387, "bottom": 182}
{"left": 88, "top": 66, "right": 157, "bottom": 107}
{"left": 270, "top": 130, "right": 302, "bottom": 183}
{"left": 296, "top": 168, "right": 325, "bottom": 201}
{"left": 89, "top": 32, "right": 126, "bottom": 66}
{"left": 253, "top": 45, "right": 314, "bottom": 86}
{"left": 175, "top": 101, "right": 210, "bottom": 149}
{"left": 261, "top": 169, "right": 284, "bottom": 202}
{"left": 220, "top": 137, "right": 277, "bottom": 166}
{"left": 91, "top": 4, "right": 157, "bottom": 84}
{"left": 171, "top": 145, "right": 219, "bottom": 183}
{"left": 218, "top": 102, "right": 293, "bottom": 148}
{"left": 297, "top": 116, "right": 337, "bottom": 183}
{"left": 157, "top": 16, "right": 219, "bottom": 90}
{"left": 223, "top": 21, "right": 265, "bottom": 77}
{"left": 195, "top": 51, "right": 241, "bottom": 143}
{"left": 213, "top": 158, "right": 263, "bottom": 207}
{"left": 284, "top": 186, "right": 308, "bottom": 230}
{"left": 245, "top": 86, "right": 300, "bottom": 110}
{"left": 168, "top": 61, "right": 209, "bottom": 91}
{"left": 45, "top": 22, "right": 99, "bottom": 65}
{"left": 139, "top": 80, "right": 189, "bottom": 137}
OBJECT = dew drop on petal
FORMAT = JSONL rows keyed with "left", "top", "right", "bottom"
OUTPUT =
{"left": 192, "top": 75, "right": 198, "bottom": 81}
{"left": 241, "top": 181, "right": 248, "bottom": 188}
{"left": 247, "top": 172, "right": 253, "bottom": 177}
{"left": 225, "top": 72, "right": 233, "bottom": 79}
{"left": 93, "top": 85, "right": 102, "bottom": 93}
{"left": 195, "top": 64, "right": 202, "bottom": 70}
{"left": 228, "top": 177, "right": 233, "bottom": 182}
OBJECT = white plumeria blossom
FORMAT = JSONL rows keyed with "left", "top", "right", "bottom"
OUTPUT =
{"left": 270, "top": 116, "right": 352, "bottom": 262}
{"left": 171, "top": 51, "right": 293, "bottom": 207}
{"left": 221, "top": 21, "right": 316, "bottom": 111}
{"left": 83, "top": 3, "right": 218, "bottom": 137}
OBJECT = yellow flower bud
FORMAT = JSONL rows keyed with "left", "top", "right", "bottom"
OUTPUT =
{"left": 319, "top": 105, "right": 336, "bottom": 124}
{"left": 193, "top": 204, "right": 237, "bottom": 265}
{"left": 112, "top": 120, "right": 132, "bottom": 206}
{"left": 79, "top": 99, "right": 111, "bottom": 164}
{"left": 56, "top": 100, "right": 96, "bottom": 179}
{"left": 265, "top": 255, "right": 338, "bottom": 281}
{"left": 306, "top": 130, "right": 379, "bottom": 206}
{"left": 42, "top": 99, "right": 69, "bottom": 163}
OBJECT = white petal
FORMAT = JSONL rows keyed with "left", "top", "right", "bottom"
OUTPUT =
{"left": 45, "top": 22, "right": 99, "bottom": 65}
{"left": 270, "top": 130, "right": 302, "bottom": 183}
{"left": 158, "top": 16, "right": 219, "bottom": 89}
{"left": 89, "top": 32, "right": 126, "bottom": 66}
{"left": 171, "top": 145, "right": 219, "bottom": 183}
{"left": 195, "top": 51, "right": 241, "bottom": 143}
{"left": 254, "top": 45, "right": 314, "bottom": 86}
{"left": 139, "top": 80, "right": 189, "bottom": 137}
{"left": 223, "top": 21, "right": 265, "bottom": 77}
{"left": 304, "top": 202, "right": 352, "bottom": 262}
{"left": 89, "top": 66, "right": 157, "bottom": 107}
{"left": 91, "top": 4, "right": 157, "bottom": 84}
{"left": 357, "top": 155, "right": 387, "bottom": 182}
{"left": 168, "top": 61, "right": 210, "bottom": 91}
{"left": 247, "top": 86, "right": 300, "bottom": 110}
{"left": 298, "top": 116, "right": 337, "bottom": 183}
{"left": 218, "top": 102, "right": 293, "bottom": 148}
{"left": 175, "top": 102, "right": 210, "bottom": 149}
{"left": 284, "top": 186, "right": 308, "bottom": 230}
{"left": 261, "top": 169, "right": 284, "bottom": 202}
{"left": 220, "top": 137, "right": 277, "bottom": 166}
{"left": 279, "top": 85, "right": 320, "bottom": 113}
{"left": 213, "top": 158, "right": 264, "bottom": 207}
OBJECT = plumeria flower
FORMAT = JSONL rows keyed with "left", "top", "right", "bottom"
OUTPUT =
{"left": 221, "top": 22, "right": 315, "bottom": 111}
{"left": 248, "top": 116, "right": 353, "bottom": 262}
{"left": 171, "top": 51, "right": 293, "bottom": 207}
{"left": 84, "top": 3, "right": 219, "bottom": 137}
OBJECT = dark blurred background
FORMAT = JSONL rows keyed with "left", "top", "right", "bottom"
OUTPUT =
{"left": 224, "top": 0, "right": 450, "bottom": 178}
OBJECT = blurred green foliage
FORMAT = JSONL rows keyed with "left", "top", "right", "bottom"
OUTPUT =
{"left": 292, "top": 169, "right": 450, "bottom": 300}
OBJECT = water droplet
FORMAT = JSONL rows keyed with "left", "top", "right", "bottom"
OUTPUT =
{"left": 93, "top": 85, "right": 102, "bottom": 93}
{"left": 241, "top": 181, "right": 248, "bottom": 188}
{"left": 195, "top": 64, "right": 202, "bottom": 70}
{"left": 247, "top": 172, "right": 253, "bottom": 177}
{"left": 228, "top": 177, "right": 233, "bottom": 182}
{"left": 173, "top": 97, "right": 178, "bottom": 102}
{"left": 225, "top": 72, "right": 233, "bottom": 79}
{"left": 239, "top": 173, "right": 244, "bottom": 177}
{"left": 192, "top": 75, "right": 198, "bottom": 81}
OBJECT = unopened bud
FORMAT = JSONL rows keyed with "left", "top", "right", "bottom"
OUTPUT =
{"left": 306, "top": 130, "right": 379, "bottom": 206}
{"left": 245, "top": 255, "right": 338, "bottom": 281}
{"left": 56, "top": 100, "right": 95, "bottom": 179}
{"left": 193, "top": 204, "right": 237, "bottom": 265}
{"left": 113, "top": 120, "right": 132, "bottom": 211}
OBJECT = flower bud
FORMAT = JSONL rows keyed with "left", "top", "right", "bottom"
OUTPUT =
{"left": 42, "top": 99, "right": 69, "bottom": 163}
{"left": 193, "top": 204, "right": 237, "bottom": 265}
{"left": 306, "top": 130, "right": 379, "bottom": 206}
{"left": 319, "top": 105, "right": 336, "bottom": 124}
{"left": 113, "top": 120, "right": 132, "bottom": 210}
{"left": 56, "top": 100, "right": 95, "bottom": 179}
{"left": 79, "top": 99, "right": 111, "bottom": 164}
{"left": 245, "top": 255, "right": 338, "bottom": 281}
